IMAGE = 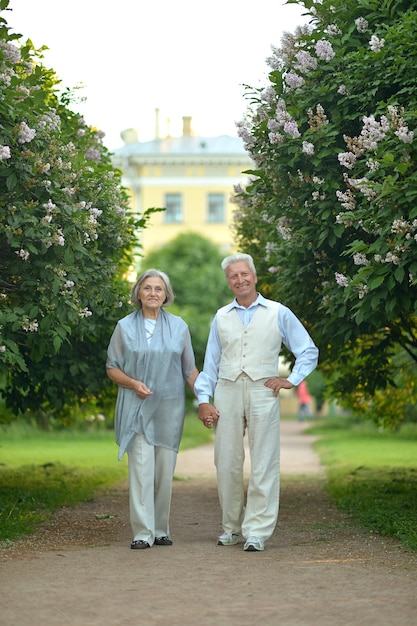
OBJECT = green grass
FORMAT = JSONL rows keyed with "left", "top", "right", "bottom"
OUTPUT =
{"left": 0, "top": 412, "right": 213, "bottom": 544}
{"left": 308, "top": 416, "right": 417, "bottom": 551}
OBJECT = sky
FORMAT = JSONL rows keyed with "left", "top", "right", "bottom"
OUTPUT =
{"left": 6, "top": 0, "right": 308, "bottom": 150}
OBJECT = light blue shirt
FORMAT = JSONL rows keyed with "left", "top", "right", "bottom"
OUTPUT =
{"left": 195, "top": 294, "right": 319, "bottom": 404}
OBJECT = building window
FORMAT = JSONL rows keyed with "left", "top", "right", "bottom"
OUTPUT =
{"left": 164, "top": 193, "right": 183, "bottom": 223}
{"left": 207, "top": 193, "right": 225, "bottom": 223}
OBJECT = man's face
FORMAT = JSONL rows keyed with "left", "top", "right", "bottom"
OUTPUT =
{"left": 225, "top": 261, "right": 257, "bottom": 301}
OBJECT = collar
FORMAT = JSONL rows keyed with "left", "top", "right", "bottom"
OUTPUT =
{"left": 226, "top": 293, "right": 268, "bottom": 312}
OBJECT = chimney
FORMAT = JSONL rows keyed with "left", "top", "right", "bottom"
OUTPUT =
{"left": 155, "top": 108, "right": 160, "bottom": 139}
{"left": 120, "top": 128, "right": 138, "bottom": 144}
{"left": 182, "top": 116, "right": 192, "bottom": 136}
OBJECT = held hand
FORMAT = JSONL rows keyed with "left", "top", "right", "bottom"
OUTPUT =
{"left": 133, "top": 381, "right": 153, "bottom": 399}
{"left": 198, "top": 402, "right": 220, "bottom": 429}
{"left": 264, "top": 377, "right": 294, "bottom": 397}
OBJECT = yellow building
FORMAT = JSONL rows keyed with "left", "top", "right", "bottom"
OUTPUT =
{"left": 112, "top": 116, "right": 253, "bottom": 260}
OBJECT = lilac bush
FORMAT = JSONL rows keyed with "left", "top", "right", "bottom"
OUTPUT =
{"left": 233, "top": 0, "right": 417, "bottom": 426}
{"left": 0, "top": 1, "right": 150, "bottom": 418}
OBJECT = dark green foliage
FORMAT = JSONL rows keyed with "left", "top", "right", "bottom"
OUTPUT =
{"left": 142, "top": 232, "right": 232, "bottom": 368}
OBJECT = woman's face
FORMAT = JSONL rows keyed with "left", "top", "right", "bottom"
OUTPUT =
{"left": 138, "top": 277, "right": 166, "bottom": 315}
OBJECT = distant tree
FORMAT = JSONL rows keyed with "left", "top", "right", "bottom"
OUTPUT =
{"left": 232, "top": 0, "right": 417, "bottom": 427}
{"left": 142, "top": 232, "right": 231, "bottom": 369}
{"left": 0, "top": 1, "right": 154, "bottom": 421}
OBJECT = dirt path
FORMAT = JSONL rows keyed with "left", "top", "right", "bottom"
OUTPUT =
{"left": 1, "top": 421, "right": 416, "bottom": 626}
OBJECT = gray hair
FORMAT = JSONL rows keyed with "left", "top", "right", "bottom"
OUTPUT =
{"left": 221, "top": 253, "right": 256, "bottom": 274}
{"left": 130, "top": 269, "right": 175, "bottom": 309}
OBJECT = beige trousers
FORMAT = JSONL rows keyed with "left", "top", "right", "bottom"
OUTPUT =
{"left": 214, "top": 375, "right": 280, "bottom": 541}
{"left": 128, "top": 434, "right": 177, "bottom": 544}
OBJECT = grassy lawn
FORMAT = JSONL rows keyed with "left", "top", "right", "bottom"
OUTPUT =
{"left": 0, "top": 411, "right": 213, "bottom": 544}
{"left": 308, "top": 416, "right": 417, "bottom": 551}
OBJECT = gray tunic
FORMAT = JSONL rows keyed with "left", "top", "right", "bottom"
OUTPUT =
{"left": 106, "top": 309, "right": 196, "bottom": 460}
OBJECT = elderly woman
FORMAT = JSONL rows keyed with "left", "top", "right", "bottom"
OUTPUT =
{"left": 106, "top": 269, "right": 198, "bottom": 549}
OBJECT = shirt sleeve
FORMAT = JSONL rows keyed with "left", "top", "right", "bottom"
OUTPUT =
{"left": 278, "top": 305, "right": 319, "bottom": 386}
{"left": 194, "top": 315, "right": 221, "bottom": 404}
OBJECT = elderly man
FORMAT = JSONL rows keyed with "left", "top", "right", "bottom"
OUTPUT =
{"left": 195, "top": 253, "right": 319, "bottom": 552}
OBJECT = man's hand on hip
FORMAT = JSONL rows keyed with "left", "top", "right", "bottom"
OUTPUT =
{"left": 264, "top": 377, "right": 294, "bottom": 397}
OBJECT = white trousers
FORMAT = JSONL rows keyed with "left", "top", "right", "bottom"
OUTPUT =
{"left": 128, "top": 434, "right": 177, "bottom": 544}
{"left": 214, "top": 375, "right": 280, "bottom": 541}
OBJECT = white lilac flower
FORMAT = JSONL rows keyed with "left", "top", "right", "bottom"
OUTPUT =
{"left": 265, "top": 44, "right": 282, "bottom": 71}
{"left": 0, "top": 145, "right": 11, "bottom": 160}
{"left": 268, "top": 119, "right": 280, "bottom": 132}
{"left": 355, "top": 17, "right": 368, "bottom": 33}
{"left": 337, "top": 84, "right": 347, "bottom": 95}
{"left": 17, "top": 121, "right": 36, "bottom": 144}
{"left": 43, "top": 199, "right": 56, "bottom": 213}
{"left": 347, "top": 177, "right": 377, "bottom": 201}
{"left": 16, "top": 86, "right": 30, "bottom": 99}
{"left": 302, "top": 141, "right": 315, "bottom": 156}
{"left": 294, "top": 51, "right": 318, "bottom": 73}
{"left": 283, "top": 120, "right": 301, "bottom": 139}
{"left": 285, "top": 72, "right": 304, "bottom": 89}
{"left": 275, "top": 99, "right": 291, "bottom": 125}
{"left": 85, "top": 148, "right": 101, "bottom": 162}
{"left": 325, "top": 24, "right": 342, "bottom": 37}
{"left": 358, "top": 284, "right": 369, "bottom": 299}
{"left": 0, "top": 345, "right": 6, "bottom": 353}
{"left": 0, "top": 41, "right": 21, "bottom": 63}
{"left": 338, "top": 152, "right": 357, "bottom": 169}
{"left": 260, "top": 86, "right": 277, "bottom": 105}
{"left": 391, "top": 218, "right": 410, "bottom": 234}
{"left": 336, "top": 189, "right": 355, "bottom": 210}
{"left": 315, "top": 40, "right": 335, "bottom": 61}
{"left": 15, "top": 249, "right": 30, "bottom": 261}
{"left": 276, "top": 218, "right": 292, "bottom": 240}
{"left": 395, "top": 126, "right": 414, "bottom": 143}
{"left": 38, "top": 110, "right": 61, "bottom": 132}
{"left": 79, "top": 307, "right": 93, "bottom": 318}
{"left": 369, "top": 35, "right": 385, "bottom": 52}
{"left": 335, "top": 272, "right": 349, "bottom": 287}
{"left": 22, "top": 319, "right": 39, "bottom": 332}
{"left": 353, "top": 253, "right": 370, "bottom": 266}
{"left": 269, "top": 132, "right": 284, "bottom": 145}
{"left": 265, "top": 242, "right": 278, "bottom": 260}
{"left": 386, "top": 252, "right": 400, "bottom": 265}
{"left": 53, "top": 229, "right": 65, "bottom": 246}
{"left": 336, "top": 213, "right": 354, "bottom": 227}
{"left": 366, "top": 158, "right": 380, "bottom": 171}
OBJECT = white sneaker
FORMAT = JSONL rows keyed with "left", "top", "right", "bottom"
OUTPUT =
{"left": 217, "top": 532, "right": 240, "bottom": 546}
{"left": 243, "top": 537, "right": 265, "bottom": 551}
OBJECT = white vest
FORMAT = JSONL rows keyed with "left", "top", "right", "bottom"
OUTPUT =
{"left": 217, "top": 301, "right": 282, "bottom": 381}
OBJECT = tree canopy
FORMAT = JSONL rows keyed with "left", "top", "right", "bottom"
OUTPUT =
{"left": 0, "top": 1, "right": 151, "bottom": 419}
{"left": 141, "top": 232, "right": 232, "bottom": 369}
{"left": 233, "top": 0, "right": 417, "bottom": 426}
